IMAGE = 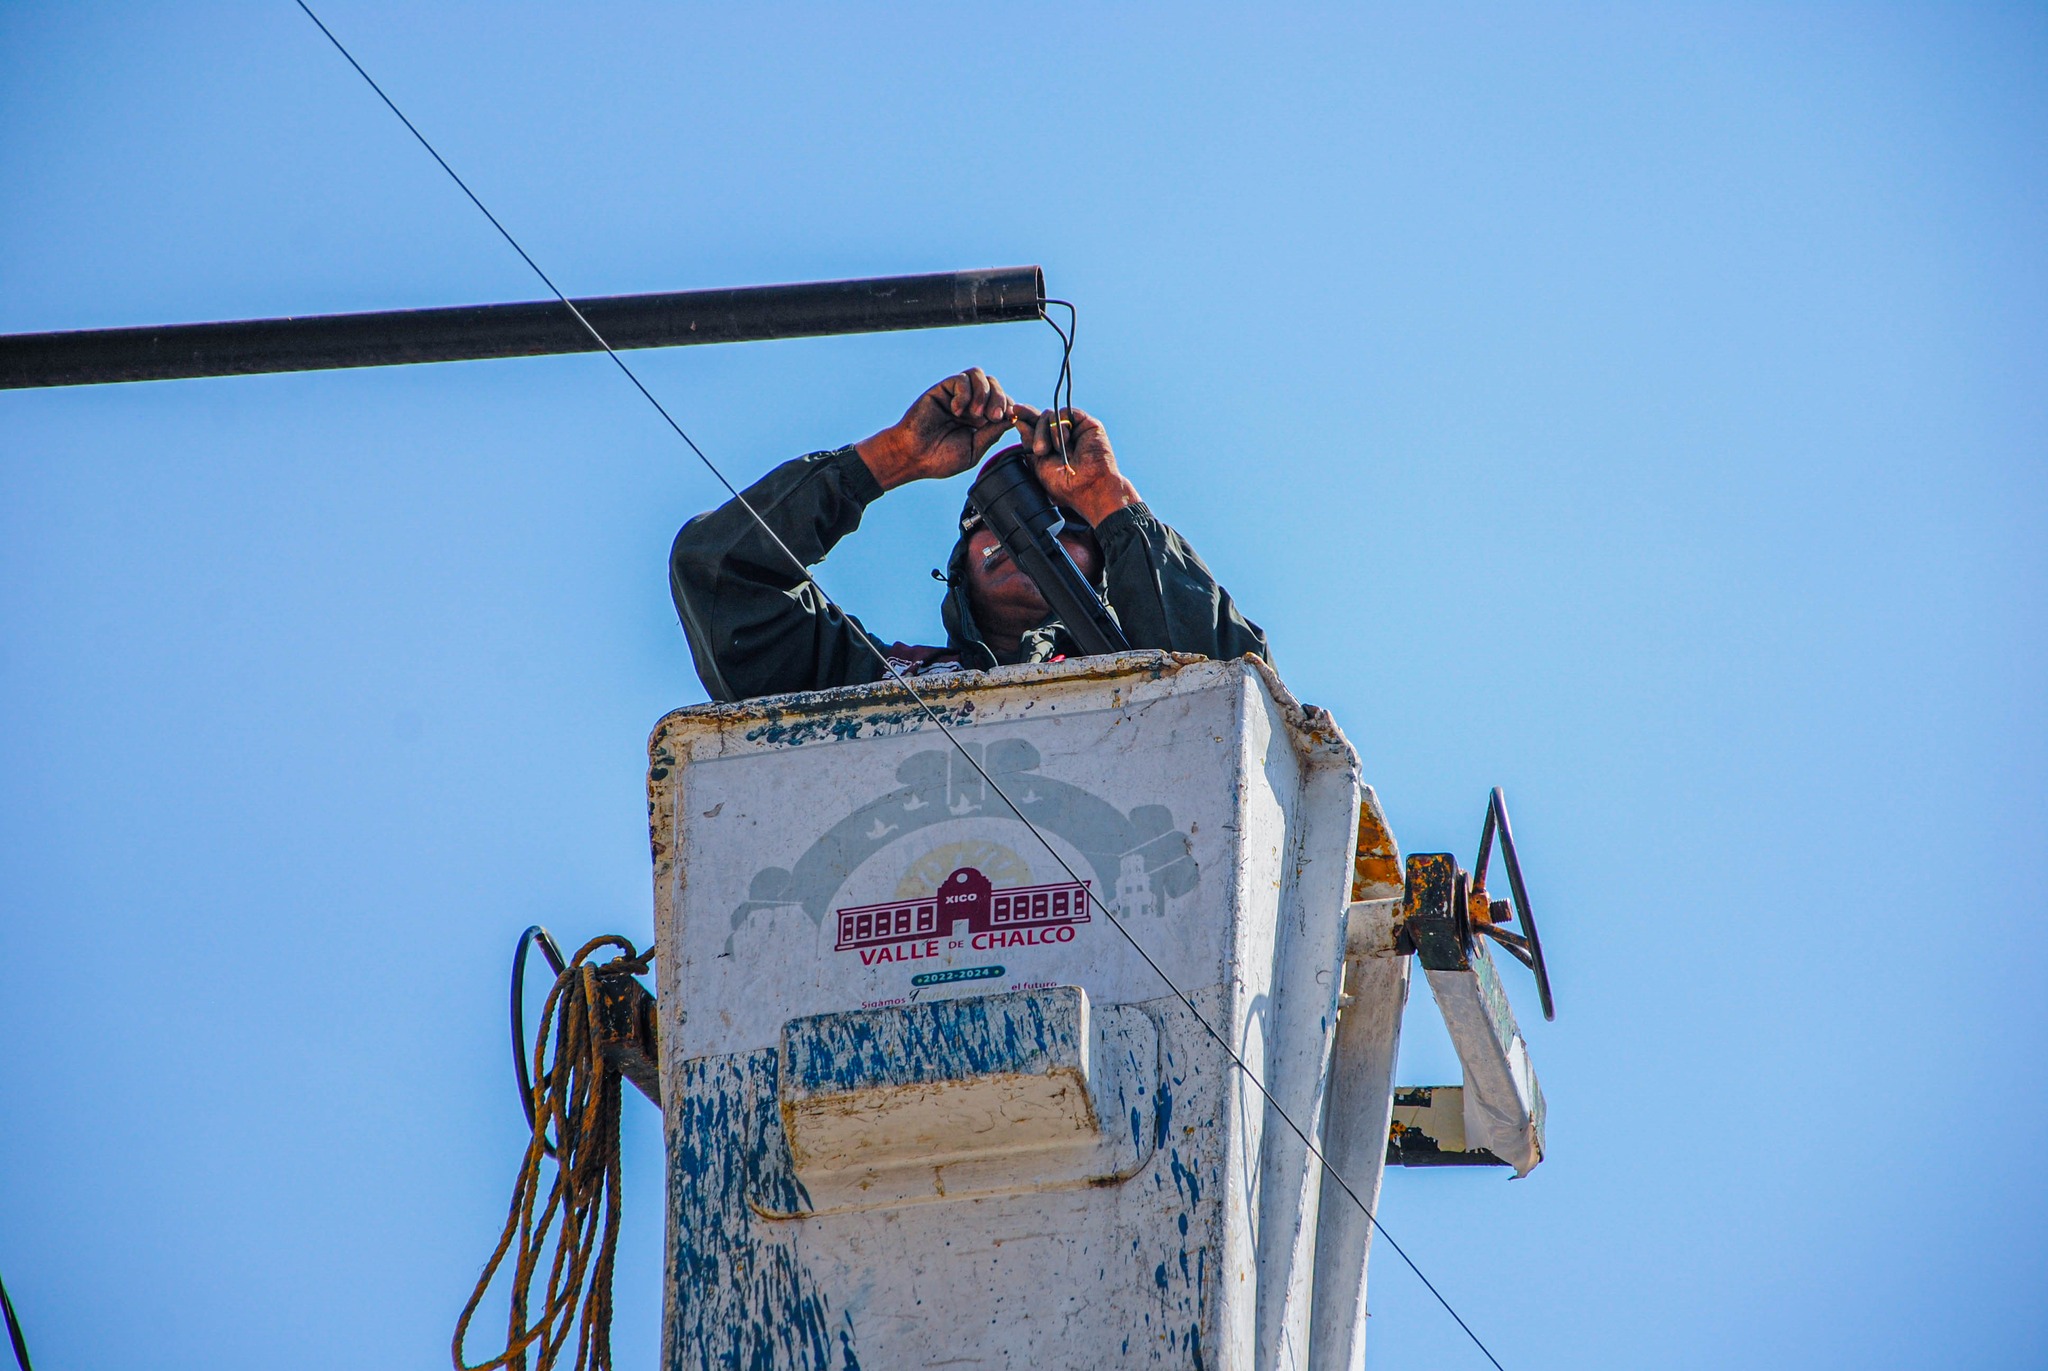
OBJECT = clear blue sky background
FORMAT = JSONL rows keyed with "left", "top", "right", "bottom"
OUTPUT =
{"left": 2, "top": 3, "right": 2042, "bottom": 1368}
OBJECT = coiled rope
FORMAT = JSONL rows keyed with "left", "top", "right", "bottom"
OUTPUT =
{"left": 453, "top": 935, "right": 651, "bottom": 1371}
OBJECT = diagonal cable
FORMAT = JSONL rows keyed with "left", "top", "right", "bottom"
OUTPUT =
{"left": 0, "top": 1269, "right": 31, "bottom": 1371}
{"left": 289, "top": 6, "right": 1506, "bottom": 1367}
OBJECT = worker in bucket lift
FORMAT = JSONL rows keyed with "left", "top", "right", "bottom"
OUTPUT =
{"left": 670, "top": 369, "right": 1268, "bottom": 702}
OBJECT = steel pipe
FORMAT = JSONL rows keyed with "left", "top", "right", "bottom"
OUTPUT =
{"left": 0, "top": 266, "right": 1046, "bottom": 389}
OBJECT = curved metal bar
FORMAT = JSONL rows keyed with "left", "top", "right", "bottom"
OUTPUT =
{"left": 1474, "top": 798, "right": 1496, "bottom": 893}
{"left": 1477, "top": 922, "right": 1536, "bottom": 969}
{"left": 511, "top": 925, "right": 569, "bottom": 1140}
{"left": 1451, "top": 864, "right": 1476, "bottom": 959}
{"left": 1487, "top": 788, "right": 1554, "bottom": 1020}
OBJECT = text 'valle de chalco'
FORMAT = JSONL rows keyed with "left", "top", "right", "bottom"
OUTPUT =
{"left": 834, "top": 866, "right": 1091, "bottom": 964}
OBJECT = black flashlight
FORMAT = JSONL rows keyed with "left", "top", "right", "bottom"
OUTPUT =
{"left": 967, "top": 451, "right": 1133, "bottom": 659}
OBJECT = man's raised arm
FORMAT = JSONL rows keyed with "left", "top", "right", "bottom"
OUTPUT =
{"left": 1012, "top": 404, "right": 1271, "bottom": 666}
{"left": 670, "top": 370, "right": 1015, "bottom": 701}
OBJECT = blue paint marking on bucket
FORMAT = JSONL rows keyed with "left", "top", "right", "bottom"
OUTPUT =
{"left": 911, "top": 965, "right": 1005, "bottom": 987}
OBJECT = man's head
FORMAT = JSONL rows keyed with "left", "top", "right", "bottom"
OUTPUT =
{"left": 956, "top": 445, "right": 1103, "bottom": 651}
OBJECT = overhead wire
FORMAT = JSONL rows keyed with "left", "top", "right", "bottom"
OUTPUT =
{"left": 289, "top": 6, "right": 1507, "bottom": 1367}
{"left": 1, "top": 1269, "right": 31, "bottom": 1371}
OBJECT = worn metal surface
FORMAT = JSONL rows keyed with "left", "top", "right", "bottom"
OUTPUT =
{"left": 0, "top": 266, "right": 1044, "bottom": 388}
{"left": 1308, "top": 897, "right": 1408, "bottom": 1371}
{"left": 765, "top": 996, "right": 1159, "bottom": 1218}
{"left": 1421, "top": 939, "right": 1545, "bottom": 1177}
{"left": 780, "top": 986, "right": 1097, "bottom": 1172}
{"left": 1397, "top": 844, "right": 1547, "bottom": 1176}
{"left": 1252, "top": 730, "right": 1362, "bottom": 1371}
{"left": 1402, "top": 853, "right": 1469, "bottom": 972}
{"left": 1348, "top": 793, "right": 1403, "bottom": 902}
{"left": 649, "top": 652, "right": 1386, "bottom": 1369}
{"left": 1384, "top": 1087, "right": 1509, "bottom": 1167}
{"left": 592, "top": 966, "right": 661, "bottom": 1107}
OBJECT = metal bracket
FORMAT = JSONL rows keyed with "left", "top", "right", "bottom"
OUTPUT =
{"left": 1402, "top": 851, "right": 1471, "bottom": 971}
{"left": 1472, "top": 787, "right": 1554, "bottom": 1021}
{"left": 591, "top": 965, "right": 662, "bottom": 1108}
{"left": 512, "top": 927, "right": 661, "bottom": 1125}
{"left": 1397, "top": 793, "right": 1553, "bottom": 1175}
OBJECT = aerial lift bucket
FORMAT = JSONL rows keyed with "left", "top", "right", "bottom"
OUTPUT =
{"left": 645, "top": 651, "right": 1540, "bottom": 1370}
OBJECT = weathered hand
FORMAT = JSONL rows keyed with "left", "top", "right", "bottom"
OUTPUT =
{"left": 856, "top": 369, "right": 1015, "bottom": 492}
{"left": 1012, "top": 403, "right": 1141, "bottom": 527}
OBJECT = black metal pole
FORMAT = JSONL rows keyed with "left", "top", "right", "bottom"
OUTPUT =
{"left": 0, "top": 266, "right": 1045, "bottom": 390}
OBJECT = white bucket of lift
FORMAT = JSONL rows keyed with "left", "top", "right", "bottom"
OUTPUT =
{"left": 647, "top": 652, "right": 1406, "bottom": 1371}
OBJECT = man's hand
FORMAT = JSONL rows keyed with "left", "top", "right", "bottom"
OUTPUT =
{"left": 1012, "top": 403, "right": 1142, "bottom": 527}
{"left": 856, "top": 370, "right": 1015, "bottom": 492}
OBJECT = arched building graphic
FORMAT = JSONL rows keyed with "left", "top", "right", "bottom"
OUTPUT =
{"left": 728, "top": 738, "right": 1198, "bottom": 950}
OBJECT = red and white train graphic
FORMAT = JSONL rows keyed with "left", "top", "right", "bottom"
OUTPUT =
{"left": 834, "top": 865, "right": 1092, "bottom": 954}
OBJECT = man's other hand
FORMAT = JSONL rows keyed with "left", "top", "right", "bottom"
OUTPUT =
{"left": 856, "top": 369, "right": 1015, "bottom": 491}
{"left": 1012, "top": 404, "right": 1142, "bottom": 528}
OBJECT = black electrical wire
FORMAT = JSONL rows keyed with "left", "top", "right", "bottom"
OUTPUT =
{"left": 511, "top": 924, "right": 568, "bottom": 1144}
{"left": 290, "top": 8, "right": 1510, "bottom": 1366}
{"left": 1039, "top": 298, "right": 1078, "bottom": 463}
{"left": 1, "top": 1269, "right": 32, "bottom": 1371}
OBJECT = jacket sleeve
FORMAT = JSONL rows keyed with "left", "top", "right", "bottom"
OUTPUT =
{"left": 669, "top": 446, "right": 895, "bottom": 702}
{"left": 1094, "top": 501, "right": 1271, "bottom": 666}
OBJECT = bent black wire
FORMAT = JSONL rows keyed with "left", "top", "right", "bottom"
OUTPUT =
{"left": 1040, "top": 298, "right": 1078, "bottom": 463}
{"left": 511, "top": 924, "right": 568, "bottom": 1144}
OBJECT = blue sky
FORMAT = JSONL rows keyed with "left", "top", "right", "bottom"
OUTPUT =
{"left": 2, "top": 3, "right": 2043, "bottom": 1368}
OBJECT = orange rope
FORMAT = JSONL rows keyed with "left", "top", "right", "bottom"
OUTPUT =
{"left": 454, "top": 936, "right": 647, "bottom": 1371}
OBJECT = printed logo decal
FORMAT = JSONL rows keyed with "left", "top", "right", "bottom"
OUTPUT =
{"left": 724, "top": 739, "right": 1197, "bottom": 955}
{"left": 834, "top": 866, "right": 1091, "bottom": 965}
{"left": 910, "top": 964, "right": 1005, "bottom": 987}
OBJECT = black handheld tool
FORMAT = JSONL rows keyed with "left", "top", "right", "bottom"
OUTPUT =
{"left": 968, "top": 451, "right": 1132, "bottom": 658}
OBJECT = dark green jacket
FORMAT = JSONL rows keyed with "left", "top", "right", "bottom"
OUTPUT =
{"left": 670, "top": 446, "right": 1269, "bottom": 702}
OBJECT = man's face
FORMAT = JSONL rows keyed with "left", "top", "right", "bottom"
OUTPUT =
{"left": 963, "top": 523, "right": 1102, "bottom": 640}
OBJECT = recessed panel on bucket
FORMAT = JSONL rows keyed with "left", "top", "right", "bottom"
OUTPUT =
{"left": 779, "top": 986, "right": 1099, "bottom": 1172}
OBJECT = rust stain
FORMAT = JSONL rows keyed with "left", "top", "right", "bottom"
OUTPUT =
{"left": 1468, "top": 883, "right": 1496, "bottom": 927}
{"left": 1351, "top": 792, "right": 1403, "bottom": 901}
